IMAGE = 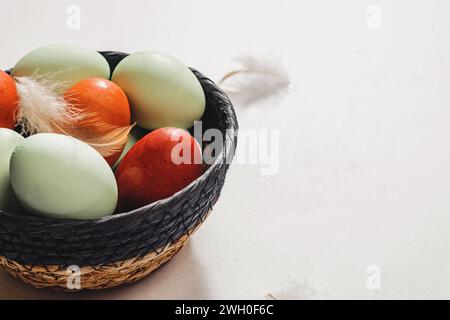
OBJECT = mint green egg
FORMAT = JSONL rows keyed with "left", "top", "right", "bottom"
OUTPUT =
{"left": 113, "top": 126, "right": 148, "bottom": 170}
{"left": 11, "top": 44, "right": 110, "bottom": 90}
{"left": 0, "top": 129, "right": 24, "bottom": 212}
{"left": 10, "top": 133, "right": 118, "bottom": 220}
{"left": 112, "top": 51, "right": 205, "bottom": 130}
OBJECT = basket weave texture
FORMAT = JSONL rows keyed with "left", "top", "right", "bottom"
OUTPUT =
{"left": 0, "top": 51, "right": 238, "bottom": 290}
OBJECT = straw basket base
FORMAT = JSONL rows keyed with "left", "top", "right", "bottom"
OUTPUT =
{"left": 0, "top": 233, "right": 190, "bottom": 291}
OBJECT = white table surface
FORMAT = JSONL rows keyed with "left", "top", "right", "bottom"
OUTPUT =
{"left": 0, "top": 0, "right": 449, "bottom": 299}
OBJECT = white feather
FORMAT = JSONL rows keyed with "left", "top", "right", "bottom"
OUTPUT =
{"left": 219, "top": 54, "right": 290, "bottom": 106}
{"left": 14, "top": 75, "right": 75, "bottom": 135}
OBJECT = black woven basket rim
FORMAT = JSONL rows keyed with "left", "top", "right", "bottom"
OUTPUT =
{"left": 0, "top": 51, "right": 238, "bottom": 229}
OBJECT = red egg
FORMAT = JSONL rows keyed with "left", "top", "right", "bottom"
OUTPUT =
{"left": 115, "top": 127, "right": 204, "bottom": 212}
{"left": 0, "top": 70, "right": 18, "bottom": 129}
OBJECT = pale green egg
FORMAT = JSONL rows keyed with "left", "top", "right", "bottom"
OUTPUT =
{"left": 112, "top": 51, "right": 205, "bottom": 130}
{"left": 11, "top": 44, "right": 110, "bottom": 91}
{"left": 10, "top": 133, "right": 118, "bottom": 220}
{"left": 113, "top": 126, "right": 148, "bottom": 170}
{"left": 0, "top": 129, "right": 24, "bottom": 212}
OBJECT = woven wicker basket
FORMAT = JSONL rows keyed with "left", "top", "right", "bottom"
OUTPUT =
{"left": 0, "top": 51, "right": 238, "bottom": 290}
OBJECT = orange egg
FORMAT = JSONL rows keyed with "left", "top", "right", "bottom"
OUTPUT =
{"left": 64, "top": 78, "right": 131, "bottom": 166}
{"left": 0, "top": 70, "right": 19, "bottom": 129}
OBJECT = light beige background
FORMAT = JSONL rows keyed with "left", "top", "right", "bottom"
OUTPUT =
{"left": 0, "top": 0, "right": 449, "bottom": 299}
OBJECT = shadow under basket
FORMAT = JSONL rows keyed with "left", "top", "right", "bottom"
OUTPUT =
{"left": 0, "top": 51, "right": 239, "bottom": 291}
